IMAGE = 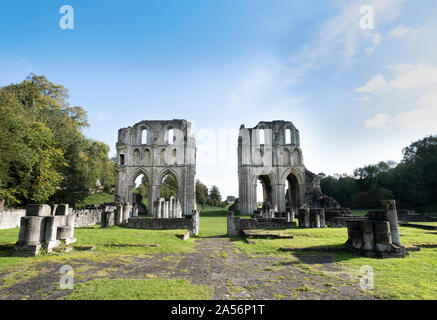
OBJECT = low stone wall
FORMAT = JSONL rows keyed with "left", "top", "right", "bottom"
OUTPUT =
{"left": 329, "top": 216, "right": 364, "bottom": 228}
{"left": 0, "top": 209, "right": 26, "bottom": 229}
{"left": 227, "top": 212, "right": 296, "bottom": 236}
{"left": 324, "top": 208, "right": 353, "bottom": 227}
{"left": 72, "top": 209, "right": 102, "bottom": 228}
{"left": 126, "top": 211, "right": 199, "bottom": 236}
{"left": 397, "top": 210, "right": 437, "bottom": 222}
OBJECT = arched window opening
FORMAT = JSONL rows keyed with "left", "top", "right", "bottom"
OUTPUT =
{"left": 285, "top": 128, "right": 291, "bottom": 144}
{"left": 283, "top": 148, "right": 291, "bottom": 166}
{"left": 133, "top": 173, "right": 149, "bottom": 215}
{"left": 259, "top": 128, "right": 265, "bottom": 145}
{"left": 256, "top": 175, "right": 272, "bottom": 209}
{"left": 286, "top": 173, "right": 299, "bottom": 216}
{"left": 160, "top": 172, "right": 178, "bottom": 198}
{"left": 141, "top": 129, "right": 148, "bottom": 144}
{"left": 133, "top": 149, "right": 141, "bottom": 165}
{"left": 144, "top": 149, "right": 151, "bottom": 165}
{"left": 168, "top": 128, "right": 174, "bottom": 144}
{"left": 160, "top": 149, "right": 166, "bottom": 165}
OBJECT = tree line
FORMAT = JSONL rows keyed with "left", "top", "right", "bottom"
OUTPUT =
{"left": 195, "top": 180, "right": 230, "bottom": 208}
{"left": 0, "top": 74, "right": 115, "bottom": 208}
{"left": 320, "top": 135, "right": 437, "bottom": 212}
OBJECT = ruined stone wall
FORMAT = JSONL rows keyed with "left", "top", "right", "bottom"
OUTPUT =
{"left": 73, "top": 209, "right": 102, "bottom": 228}
{"left": 115, "top": 119, "right": 196, "bottom": 217}
{"left": 126, "top": 210, "right": 199, "bottom": 235}
{"left": 397, "top": 210, "right": 437, "bottom": 222}
{"left": 0, "top": 209, "right": 26, "bottom": 229}
{"left": 237, "top": 121, "right": 324, "bottom": 216}
{"left": 227, "top": 212, "right": 296, "bottom": 236}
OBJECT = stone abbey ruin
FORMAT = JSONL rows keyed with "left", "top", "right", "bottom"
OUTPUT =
{"left": 9, "top": 118, "right": 416, "bottom": 258}
{"left": 115, "top": 119, "right": 196, "bottom": 217}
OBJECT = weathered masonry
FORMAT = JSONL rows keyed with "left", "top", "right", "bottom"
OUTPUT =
{"left": 346, "top": 200, "right": 408, "bottom": 258}
{"left": 14, "top": 204, "right": 76, "bottom": 256}
{"left": 115, "top": 120, "right": 196, "bottom": 217}
{"left": 237, "top": 121, "right": 330, "bottom": 216}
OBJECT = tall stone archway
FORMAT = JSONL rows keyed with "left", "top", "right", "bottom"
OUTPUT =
{"left": 237, "top": 120, "right": 321, "bottom": 215}
{"left": 115, "top": 120, "right": 196, "bottom": 216}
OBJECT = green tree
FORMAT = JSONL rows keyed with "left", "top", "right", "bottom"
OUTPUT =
{"left": 195, "top": 180, "right": 208, "bottom": 208}
{"left": 0, "top": 74, "right": 115, "bottom": 205}
{"left": 160, "top": 174, "right": 178, "bottom": 198}
{"left": 208, "top": 185, "right": 222, "bottom": 207}
{"left": 0, "top": 90, "right": 65, "bottom": 205}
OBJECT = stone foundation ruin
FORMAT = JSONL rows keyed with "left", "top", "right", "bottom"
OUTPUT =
{"left": 227, "top": 211, "right": 296, "bottom": 236}
{"left": 297, "top": 208, "right": 326, "bottom": 228}
{"left": 346, "top": 200, "right": 408, "bottom": 258}
{"left": 14, "top": 204, "right": 76, "bottom": 256}
{"left": 127, "top": 209, "right": 199, "bottom": 236}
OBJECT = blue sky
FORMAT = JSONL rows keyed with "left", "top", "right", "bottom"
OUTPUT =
{"left": 1, "top": 0, "right": 437, "bottom": 197}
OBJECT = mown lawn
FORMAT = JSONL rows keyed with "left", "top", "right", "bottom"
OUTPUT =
{"left": 1, "top": 207, "right": 436, "bottom": 300}
{"left": 231, "top": 219, "right": 437, "bottom": 300}
{"left": 63, "top": 278, "right": 213, "bottom": 300}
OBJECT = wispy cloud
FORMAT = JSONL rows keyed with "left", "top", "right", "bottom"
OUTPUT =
{"left": 359, "top": 64, "right": 437, "bottom": 132}
{"left": 288, "top": 0, "right": 404, "bottom": 83}
{"left": 390, "top": 24, "right": 417, "bottom": 38}
{"left": 355, "top": 73, "right": 389, "bottom": 94}
{"left": 364, "top": 113, "right": 391, "bottom": 128}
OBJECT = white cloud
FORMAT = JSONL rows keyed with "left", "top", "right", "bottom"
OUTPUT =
{"left": 355, "top": 95, "right": 371, "bottom": 102}
{"left": 393, "top": 90, "right": 437, "bottom": 131}
{"left": 388, "top": 64, "right": 437, "bottom": 89}
{"left": 361, "top": 65, "right": 437, "bottom": 132}
{"left": 393, "top": 105, "right": 437, "bottom": 131}
{"left": 390, "top": 24, "right": 416, "bottom": 37}
{"left": 364, "top": 113, "right": 391, "bottom": 128}
{"left": 289, "top": 0, "right": 404, "bottom": 80}
{"left": 355, "top": 74, "right": 389, "bottom": 94}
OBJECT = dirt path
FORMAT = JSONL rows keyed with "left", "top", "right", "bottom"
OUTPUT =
{"left": 0, "top": 237, "right": 373, "bottom": 300}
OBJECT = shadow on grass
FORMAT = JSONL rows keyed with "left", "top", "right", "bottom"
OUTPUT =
{"left": 288, "top": 244, "right": 362, "bottom": 264}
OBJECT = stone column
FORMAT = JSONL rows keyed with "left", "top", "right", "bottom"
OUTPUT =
{"left": 159, "top": 198, "right": 165, "bottom": 218}
{"left": 176, "top": 200, "right": 182, "bottom": 218}
{"left": 276, "top": 184, "right": 286, "bottom": 213}
{"left": 382, "top": 200, "right": 401, "bottom": 246}
{"left": 123, "top": 204, "right": 131, "bottom": 223}
{"left": 154, "top": 200, "right": 158, "bottom": 218}
{"left": 291, "top": 209, "right": 296, "bottom": 223}
{"left": 319, "top": 208, "right": 325, "bottom": 228}
{"left": 163, "top": 200, "right": 168, "bottom": 218}
{"left": 116, "top": 204, "right": 124, "bottom": 225}
{"left": 298, "top": 208, "right": 310, "bottom": 228}
{"left": 149, "top": 184, "right": 160, "bottom": 216}
{"left": 227, "top": 211, "right": 240, "bottom": 236}
{"left": 169, "top": 197, "right": 175, "bottom": 218}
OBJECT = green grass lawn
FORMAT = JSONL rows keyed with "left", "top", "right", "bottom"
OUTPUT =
{"left": 63, "top": 278, "right": 213, "bottom": 300}
{"left": 407, "top": 222, "right": 437, "bottom": 226}
{"left": 231, "top": 219, "right": 437, "bottom": 300}
{"left": 74, "top": 192, "right": 115, "bottom": 209}
{"left": 1, "top": 206, "right": 437, "bottom": 300}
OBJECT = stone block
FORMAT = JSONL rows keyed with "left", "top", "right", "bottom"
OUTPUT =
{"left": 55, "top": 204, "right": 69, "bottom": 216}
{"left": 26, "top": 204, "right": 52, "bottom": 217}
